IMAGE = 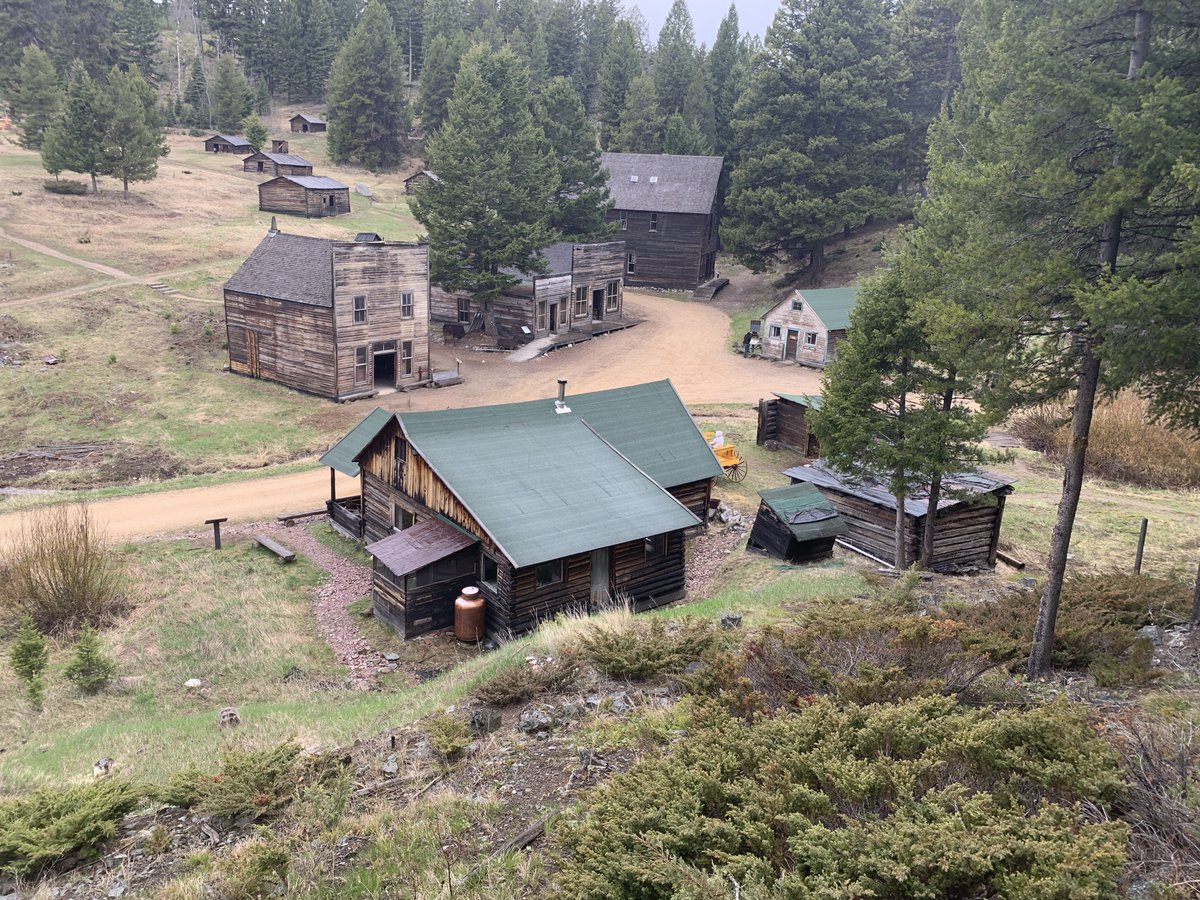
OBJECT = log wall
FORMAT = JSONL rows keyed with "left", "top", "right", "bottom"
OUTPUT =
{"left": 223, "top": 289, "right": 336, "bottom": 396}
{"left": 243, "top": 156, "right": 313, "bottom": 177}
{"left": 607, "top": 209, "right": 718, "bottom": 290}
{"left": 668, "top": 479, "right": 713, "bottom": 520}
{"left": 258, "top": 179, "right": 350, "bottom": 218}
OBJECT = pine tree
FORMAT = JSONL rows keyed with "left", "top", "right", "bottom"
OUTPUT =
{"left": 709, "top": 4, "right": 743, "bottom": 157}
{"left": 9, "top": 615, "right": 48, "bottom": 709}
{"left": 242, "top": 113, "right": 267, "bottom": 151}
{"left": 184, "top": 55, "right": 210, "bottom": 127}
{"left": 724, "top": 0, "right": 910, "bottom": 277}
{"left": 537, "top": 77, "right": 612, "bottom": 239}
{"left": 417, "top": 31, "right": 464, "bottom": 132}
{"left": 210, "top": 53, "right": 250, "bottom": 132}
{"left": 612, "top": 72, "right": 661, "bottom": 153}
{"left": 387, "top": 0, "right": 424, "bottom": 80}
{"left": 545, "top": 0, "right": 581, "bottom": 79}
{"left": 306, "top": 0, "right": 340, "bottom": 94}
{"left": 115, "top": 0, "right": 162, "bottom": 80}
{"left": 0, "top": 0, "right": 47, "bottom": 92}
{"left": 64, "top": 624, "right": 117, "bottom": 694}
{"left": 423, "top": 0, "right": 463, "bottom": 43}
{"left": 42, "top": 61, "right": 105, "bottom": 192}
{"left": 681, "top": 62, "right": 715, "bottom": 150}
{"left": 51, "top": 0, "right": 119, "bottom": 76}
{"left": 99, "top": 63, "right": 169, "bottom": 196}
{"left": 597, "top": 19, "right": 642, "bottom": 149}
{"left": 412, "top": 42, "right": 557, "bottom": 303}
{"left": 274, "top": 0, "right": 304, "bottom": 98}
{"left": 892, "top": 0, "right": 960, "bottom": 190}
{"left": 527, "top": 23, "right": 549, "bottom": 92}
{"left": 652, "top": 0, "right": 696, "bottom": 115}
{"left": 326, "top": 0, "right": 409, "bottom": 170}
{"left": 332, "top": 0, "right": 363, "bottom": 38}
{"left": 10, "top": 46, "right": 62, "bottom": 150}
{"left": 573, "top": 0, "right": 618, "bottom": 110}
{"left": 662, "top": 112, "right": 708, "bottom": 155}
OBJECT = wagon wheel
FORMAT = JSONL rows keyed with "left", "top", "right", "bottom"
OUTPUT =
{"left": 724, "top": 460, "right": 748, "bottom": 482}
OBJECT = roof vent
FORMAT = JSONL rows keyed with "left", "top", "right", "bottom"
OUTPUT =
{"left": 648, "top": 176, "right": 658, "bottom": 184}
{"left": 555, "top": 378, "right": 571, "bottom": 415}
{"left": 630, "top": 175, "right": 639, "bottom": 182}
{"left": 268, "top": 216, "right": 278, "bottom": 235}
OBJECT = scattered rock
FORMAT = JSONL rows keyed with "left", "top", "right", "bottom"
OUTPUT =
{"left": 381, "top": 753, "right": 398, "bottom": 775}
{"left": 217, "top": 707, "right": 241, "bottom": 728}
{"left": 41, "top": 355, "right": 60, "bottom": 366}
{"left": 184, "top": 678, "right": 202, "bottom": 689}
{"left": 93, "top": 757, "right": 114, "bottom": 778}
{"left": 107, "top": 880, "right": 126, "bottom": 898}
{"left": 609, "top": 691, "right": 635, "bottom": 715}
{"left": 383, "top": 652, "right": 401, "bottom": 662}
{"left": 410, "top": 740, "right": 433, "bottom": 760}
{"left": 517, "top": 707, "right": 554, "bottom": 734}
{"left": 584, "top": 693, "right": 602, "bottom": 709}
{"left": 469, "top": 707, "right": 502, "bottom": 736}
{"left": 557, "top": 700, "right": 586, "bottom": 721}
{"left": 1138, "top": 625, "right": 1165, "bottom": 645}
{"left": 482, "top": 639, "right": 499, "bottom": 652}
{"left": 1020, "top": 576, "right": 1038, "bottom": 589}
{"left": 719, "top": 612, "right": 743, "bottom": 629}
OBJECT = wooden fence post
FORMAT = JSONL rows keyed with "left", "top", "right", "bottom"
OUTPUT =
{"left": 1134, "top": 518, "right": 1148, "bottom": 575}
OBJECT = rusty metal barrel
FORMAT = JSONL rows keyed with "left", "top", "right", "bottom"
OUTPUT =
{"left": 454, "top": 586, "right": 485, "bottom": 643}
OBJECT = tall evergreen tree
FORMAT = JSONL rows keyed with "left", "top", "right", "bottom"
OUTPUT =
{"left": 892, "top": 0, "right": 960, "bottom": 190}
{"left": 412, "top": 43, "right": 557, "bottom": 303}
{"left": 42, "top": 61, "right": 105, "bottom": 192}
{"left": 725, "top": 0, "right": 910, "bottom": 278}
{"left": 306, "top": 0, "right": 340, "bottom": 94}
{"left": 242, "top": 113, "right": 268, "bottom": 151}
{"left": 326, "top": 0, "right": 409, "bottom": 170}
{"left": 210, "top": 53, "right": 250, "bottom": 132}
{"left": 0, "top": 0, "right": 47, "bottom": 91}
{"left": 537, "top": 77, "right": 612, "bottom": 239}
{"left": 99, "top": 63, "right": 169, "bottom": 196}
{"left": 10, "top": 46, "right": 62, "bottom": 150}
{"left": 652, "top": 0, "right": 697, "bottom": 115}
{"left": 115, "top": 0, "right": 162, "bottom": 80}
{"left": 183, "top": 55, "right": 210, "bottom": 127}
{"left": 417, "top": 31, "right": 465, "bottom": 132}
{"left": 662, "top": 112, "right": 708, "bottom": 155}
{"left": 386, "top": 0, "right": 425, "bottom": 80}
{"left": 275, "top": 0, "right": 305, "bottom": 98}
{"left": 682, "top": 61, "right": 715, "bottom": 150}
{"left": 574, "top": 0, "right": 618, "bottom": 111}
{"left": 545, "top": 0, "right": 581, "bottom": 79}
{"left": 527, "top": 23, "right": 549, "bottom": 92}
{"left": 332, "top": 0, "right": 363, "bottom": 37}
{"left": 423, "top": 0, "right": 464, "bottom": 43}
{"left": 597, "top": 18, "right": 642, "bottom": 149}
{"left": 612, "top": 71, "right": 661, "bottom": 153}
{"left": 709, "top": 4, "right": 743, "bottom": 157}
{"left": 52, "top": 0, "right": 119, "bottom": 76}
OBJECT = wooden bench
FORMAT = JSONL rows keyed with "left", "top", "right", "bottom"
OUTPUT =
{"left": 254, "top": 534, "right": 296, "bottom": 563}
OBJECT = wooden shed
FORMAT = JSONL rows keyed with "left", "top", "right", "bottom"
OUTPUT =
{"left": 784, "top": 461, "right": 1015, "bottom": 571}
{"left": 290, "top": 113, "right": 326, "bottom": 133}
{"left": 271, "top": 139, "right": 289, "bottom": 153}
{"left": 756, "top": 393, "right": 821, "bottom": 456}
{"left": 258, "top": 175, "right": 350, "bottom": 218}
{"left": 404, "top": 169, "right": 439, "bottom": 194}
{"left": 204, "top": 133, "right": 253, "bottom": 154}
{"left": 747, "top": 483, "right": 848, "bottom": 563}
{"left": 242, "top": 151, "right": 314, "bottom": 177}
{"left": 347, "top": 379, "right": 723, "bottom": 639}
{"left": 600, "top": 152, "right": 723, "bottom": 291}
{"left": 761, "top": 287, "right": 857, "bottom": 366}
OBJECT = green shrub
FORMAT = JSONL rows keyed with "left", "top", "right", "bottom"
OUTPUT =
{"left": 64, "top": 623, "right": 117, "bottom": 693}
{"left": 472, "top": 655, "right": 577, "bottom": 706}
{"left": 162, "top": 743, "right": 302, "bottom": 821}
{"left": 0, "top": 780, "right": 143, "bottom": 877}
{"left": 424, "top": 711, "right": 470, "bottom": 760}
{"left": 42, "top": 179, "right": 88, "bottom": 195}
{"left": 551, "top": 697, "right": 1128, "bottom": 898}
{"left": 214, "top": 835, "right": 290, "bottom": 899}
{"left": 575, "top": 617, "right": 725, "bottom": 680}
{"left": 9, "top": 615, "right": 48, "bottom": 708}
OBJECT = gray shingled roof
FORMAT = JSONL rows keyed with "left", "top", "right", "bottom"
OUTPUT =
{"left": 207, "top": 133, "right": 251, "bottom": 146}
{"left": 257, "top": 151, "right": 313, "bottom": 167}
{"left": 224, "top": 231, "right": 332, "bottom": 307}
{"left": 275, "top": 175, "right": 348, "bottom": 190}
{"left": 291, "top": 113, "right": 326, "bottom": 124}
{"left": 501, "top": 241, "right": 575, "bottom": 281}
{"left": 783, "top": 461, "right": 1015, "bottom": 517}
{"left": 600, "top": 152, "right": 723, "bottom": 214}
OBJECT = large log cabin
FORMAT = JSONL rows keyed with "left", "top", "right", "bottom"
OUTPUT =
{"left": 761, "top": 288, "right": 857, "bottom": 367}
{"left": 242, "top": 151, "right": 314, "bottom": 177}
{"left": 223, "top": 226, "right": 431, "bottom": 400}
{"left": 784, "top": 461, "right": 1014, "bottom": 571}
{"left": 333, "top": 380, "right": 723, "bottom": 639}
{"left": 600, "top": 152, "right": 723, "bottom": 291}
{"left": 203, "top": 133, "right": 253, "bottom": 154}
{"left": 431, "top": 241, "right": 626, "bottom": 345}
{"left": 258, "top": 175, "right": 350, "bottom": 218}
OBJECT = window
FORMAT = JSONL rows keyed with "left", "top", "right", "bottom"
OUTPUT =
{"left": 413, "top": 551, "right": 475, "bottom": 588}
{"left": 804, "top": 332, "right": 818, "bottom": 346}
{"left": 537, "top": 300, "right": 548, "bottom": 330}
{"left": 535, "top": 559, "right": 563, "bottom": 588}
{"left": 481, "top": 553, "right": 498, "bottom": 591}
{"left": 618, "top": 211, "right": 628, "bottom": 231}
{"left": 649, "top": 212, "right": 658, "bottom": 233}
{"left": 574, "top": 285, "right": 588, "bottom": 318}
{"left": 605, "top": 281, "right": 619, "bottom": 312}
{"left": 401, "top": 291, "right": 414, "bottom": 319}
{"left": 392, "top": 503, "right": 415, "bottom": 532}
{"left": 393, "top": 436, "right": 407, "bottom": 485}
{"left": 644, "top": 534, "right": 668, "bottom": 559}
{"left": 401, "top": 341, "right": 413, "bottom": 376}
{"left": 457, "top": 296, "right": 471, "bottom": 323}
{"left": 626, "top": 253, "right": 636, "bottom": 276}
{"left": 769, "top": 325, "right": 782, "bottom": 339}
{"left": 559, "top": 302, "right": 568, "bottom": 326}
{"left": 791, "top": 299, "right": 803, "bottom": 312}
{"left": 353, "top": 294, "right": 367, "bottom": 323}
{"left": 354, "top": 346, "right": 368, "bottom": 383}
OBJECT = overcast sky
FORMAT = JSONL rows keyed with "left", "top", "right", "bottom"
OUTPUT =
{"left": 630, "top": 0, "right": 778, "bottom": 47}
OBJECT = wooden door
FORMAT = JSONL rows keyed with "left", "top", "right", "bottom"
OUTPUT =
{"left": 785, "top": 330, "right": 799, "bottom": 360}
{"left": 548, "top": 303, "right": 558, "bottom": 333}
{"left": 590, "top": 548, "right": 610, "bottom": 607}
{"left": 245, "top": 331, "right": 260, "bottom": 378}
{"left": 592, "top": 288, "right": 604, "bottom": 320}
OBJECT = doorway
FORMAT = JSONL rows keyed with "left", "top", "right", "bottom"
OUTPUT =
{"left": 373, "top": 349, "right": 396, "bottom": 387}
{"left": 548, "top": 302, "right": 559, "bottom": 333}
{"left": 325, "top": 194, "right": 336, "bottom": 214}
{"left": 784, "top": 330, "right": 799, "bottom": 361}
{"left": 592, "top": 288, "right": 605, "bottom": 320}
{"left": 590, "top": 548, "right": 610, "bottom": 607}
{"left": 256, "top": 161, "right": 264, "bottom": 172}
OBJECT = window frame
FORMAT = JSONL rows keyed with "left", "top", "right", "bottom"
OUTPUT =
{"left": 535, "top": 558, "right": 564, "bottom": 588}
{"left": 618, "top": 211, "right": 628, "bottom": 231}
{"left": 804, "top": 331, "right": 818, "bottom": 346}
{"left": 791, "top": 299, "right": 803, "bottom": 312}
{"left": 353, "top": 294, "right": 367, "bottom": 324}
{"left": 401, "top": 340, "right": 413, "bottom": 376}
{"left": 537, "top": 300, "right": 548, "bottom": 331}
{"left": 644, "top": 533, "right": 668, "bottom": 559}
{"left": 574, "top": 285, "right": 588, "bottom": 318}
{"left": 480, "top": 552, "right": 499, "bottom": 592}
{"left": 391, "top": 502, "right": 415, "bottom": 533}
{"left": 457, "top": 296, "right": 472, "bottom": 323}
{"left": 605, "top": 281, "right": 619, "bottom": 312}
{"left": 649, "top": 212, "right": 658, "bottom": 233}
{"left": 769, "top": 325, "right": 782, "bottom": 339}
{"left": 626, "top": 253, "right": 636, "bottom": 276}
{"left": 354, "top": 346, "right": 368, "bottom": 383}
{"left": 393, "top": 436, "right": 407, "bottom": 486}
{"left": 400, "top": 291, "right": 414, "bottom": 319}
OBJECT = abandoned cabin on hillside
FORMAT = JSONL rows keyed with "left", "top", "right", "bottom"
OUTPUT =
{"left": 204, "top": 133, "right": 253, "bottom": 154}
{"left": 223, "top": 226, "right": 430, "bottom": 400}
{"left": 258, "top": 175, "right": 350, "bottom": 218}
{"left": 290, "top": 113, "right": 327, "bottom": 133}
{"left": 747, "top": 482, "right": 847, "bottom": 564}
{"left": 784, "top": 461, "right": 1014, "bottom": 571}
{"left": 404, "top": 169, "right": 439, "bottom": 194}
{"left": 756, "top": 393, "right": 822, "bottom": 456}
{"left": 321, "top": 380, "right": 724, "bottom": 639}
{"left": 242, "top": 150, "right": 314, "bottom": 177}
{"left": 431, "top": 241, "right": 628, "bottom": 346}
{"left": 760, "top": 287, "right": 858, "bottom": 366}
{"left": 600, "top": 151, "right": 723, "bottom": 291}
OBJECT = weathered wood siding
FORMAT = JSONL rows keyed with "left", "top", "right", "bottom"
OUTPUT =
{"left": 331, "top": 241, "right": 430, "bottom": 397}
{"left": 747, "top": 504, "right": 836, "bottom": 563}
{"left": 291, "top": 118, "right": 326, "bottom": 133}
{"left": 223, "top": 289, "right": 336, "bottom": 396}
{"left": 570, "top": 241, "right": 625, "bottom": 323}
{"left": 667, "top": 479, "right": 712, "bottom": 520}
{"left": 372, "top": 547, "right": 477, "bottom": 637}
{"left": 258, "top": 179, "right": 350, "bottom": 218}
{"left": 242, "top": 155, "right": 313, "bottom": 177}
{"left": 205, "top": 138, "right": 250, "bottom": 153}
{"left": 762, "top": 300, "right": 833, "bottom": 366}
{"left": 756, "top": 398, "right": 815, "bottom": 455}
{"left": 607, "top": 209, "right": 718, "bottom": 290}
{"left": 613, "top": 532, "right": 687, "bottom": 610}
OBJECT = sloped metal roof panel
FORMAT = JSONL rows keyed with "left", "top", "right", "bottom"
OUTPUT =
{"left": 320, "top": 407, "right": 393, "bottom": 476}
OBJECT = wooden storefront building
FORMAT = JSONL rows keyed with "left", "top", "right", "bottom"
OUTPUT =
{"left": 600, "top": 152, "right": 723, "bottom": 291}
{"left": 204, "top": 133, "right": 253, "bottom": 154}
{"left": 784, "top": 461, "right": 1015, "bottom": 571}
{"left": 756, "top": 393, "right": 821, "bottom": 456}
{"left": 761, "top": 287, "right": 857, "bottom": 367}
{"left": 431, "top": 241, "right": 626, "bottom": 346}
{"left": 242, "top": 150, "right": 314, "bottom": 177}
{"left": 747, "top": 483, "right": 847, "bottom": 564}
{"left": 290, "top": 113, "right": 327, "bottom": 133}
{"left": 258, "top": 174, "right": 350, "bottom": 218}
{"left": 223, "top": 227, "right": 431, "bottom": 400}
{"left": 339, "top": 380, "right": 723, "bottom": 639}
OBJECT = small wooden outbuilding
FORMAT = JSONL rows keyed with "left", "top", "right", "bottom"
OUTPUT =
{"left": 748, "top": 483, "right": 847, "bottom": 564}
{"left": 271, "top": 139, "right": 289, "bottom": 153}
{"left": 290, "top": 113, "right": 326, "bottom": 133}
{"left": 242, "top": 151, "right": 314, "bottom": 177}
{"left": 258, "top": 175, "right": 350, "bottom": 218}
{"left": 403, "top": 169, "right": 439, "bottom": 194}
{"left": 756, "top": 393, "right": 821, "bottom": 456}
{"left": 204, "top": 133, "right": 253, "bottom": 154}
{"left": 761, "top": 287, "right": 857, "bottom": 366}
{"left": 783, "top": 461, "right": 1015, "bottom": 571}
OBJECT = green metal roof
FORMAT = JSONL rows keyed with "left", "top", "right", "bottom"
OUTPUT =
{"left": 320, "top": 407, "right": 392, "bottom": 477}
{"left": 399, "top": 410, "right": 700, "bottom": 569}
{"left": 758, "top": 483, "right": 848, "bottom": 543}
{"left": 798, "top": 287, "right": 858, "bottom": 331}
{"left": 773, "top": 392, "right": 823, "bottom": 411}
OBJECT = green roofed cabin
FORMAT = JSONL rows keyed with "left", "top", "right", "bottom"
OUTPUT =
{"left": 747, "top": 483, "right": 847, "bottom": 563}
{"left": 756, "top": 392, "right": 822, "bottom": 456}
{"left": 761, "top": 287, "right": 857, "bottom": 367}
{"left": 339, "top": 379, "right": 723, "bottom": 639}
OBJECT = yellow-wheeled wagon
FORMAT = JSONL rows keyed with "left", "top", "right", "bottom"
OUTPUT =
{"left": 704, "top": 432, "right": 749, "bottom": 482}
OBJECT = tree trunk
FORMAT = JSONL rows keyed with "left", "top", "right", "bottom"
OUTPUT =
{"left": 921, "top": 378, "right": 956, "bottom": 568}
{"left": 123, "top": 176, "right": 129, "bottom": 198}
{"left": 809, "top": 241, "right": 825, "bottom": 283}
{"left": 90, "top": 172, "right": 98, "bottom": 194}
{"left": 894, "top": 357, "right": 909, "bottom": 569}
{"left": 894, "top": 490, "right": 907, "bottom": 570}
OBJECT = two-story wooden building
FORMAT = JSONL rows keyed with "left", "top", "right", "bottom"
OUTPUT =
{"left": 430, "top": 241, "right": 626, "bottom": 344}
{"left": 333, "top": 380, "right": 723, "bottom": 639}
{"left": 242, "top": 150, "right": 314, "bottom": 177}
{"left": 223, "top": 226, "right": 431, "bottom": 400}
{"left": 760, "top": 287, "right": 857, "bottom": 367}
{"left": 600, "top": 152, "right": 723, "bottom": 291}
